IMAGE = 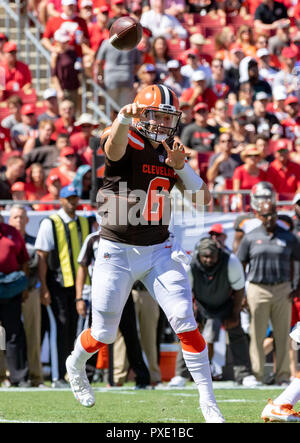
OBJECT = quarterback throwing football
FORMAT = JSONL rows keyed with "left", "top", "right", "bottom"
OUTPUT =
{"left": 66, "top": 84, "right": 225, "bottom": 423}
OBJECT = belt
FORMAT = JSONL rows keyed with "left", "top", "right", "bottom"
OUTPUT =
{"left": 252, "top": 281, "right": 287, "bottom": 286}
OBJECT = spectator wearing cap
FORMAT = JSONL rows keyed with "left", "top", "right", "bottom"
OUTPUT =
{"left": 150, "top": 36, "right": 172, "bottom": 82}
{"left": 254, "top": 0, "right": 289, "bottom": 32}
{"left": 35, "top": 174, "right": 62, "bottom": 211}
{"left": 267, "top": 138, "right": 300, "bottom": 201}
{"left": 180, "top": 70, "right": 218, "bottom": 111}
{"left": 11, "top": 104, "right": 38, "bottom": 150}
{"left": 35, "top": 183, "right": 93, "bottom": 387}
{"left": 0, "top": 41, "right": 32, "bottom": 98}
{"left": 48, "top": 146, "right": 78, "bottom": 188}
{"left": 273, "top": 46, "right": 300, "bottom": 100}
{"left": 140, "top": 0, "right": 187, "bottom": 40}
{"left": 88, "top": 5, "right": 110, "bottom": 53}
{"left": 79, "top": 0, "right": 95, "bottom": 26}
{"left": 5, "top": 181, "right": 32, "bottom": 212}
{"left": 281, "top": 96, "right": 300, "bottom": 141}
{"left": 50, "top": 28, "right": 81, "bottom": 111}
{"left": 23, "top": 120, "right": 56, "bottom": 156}
{"left": 37, "top": 88, "right": 60, "bottom": 123}
{"left": 42, "top": 0, "right": 90, "bottom": 57}
{"left": 190, "top": 237, "right": 257, "bottom": 387}
{"left": 256, "top": 48, "right": 279, "bottom": 88}
{"left": 180, "top": 102, "right": 219, "bottom": 155}
{"left": 163, "top": 60, "right": 190, "bottom": 97}
{"left": 232, "top": 144, "right": 268, "bottom": 211}
{"left": 208, "top": 223, "right": 231, "bottom": 253}
{"left": 180, "top": 49, "right": 212, "bottom": 85}
{"left": 1, "top": 95, "right": 23, "bottom": 131}
{"left": 136, "top": 63, "right": 159, "bottom": 93}
{"left": 252, "top": 91, "right": 281, "bottom": 139}
{"left": 269, "top": 86, "right": 288, "bottom": 121}
{"left": 0, "top": 155, "right": 25, "bottom": 201}
{"left": 71, "top": 164, "right": 93, "bottom": 210}
{"left": 207, "top": 133, "right": 242, "bottom": 188}
{"left": 70, "top": 113, "right": 98, "bottom": 165}
{"left": 108, "top": 0, "right": 129, "bottom": 29}
{"left": 237, "top": 199, "right": 300, "bottom": 385}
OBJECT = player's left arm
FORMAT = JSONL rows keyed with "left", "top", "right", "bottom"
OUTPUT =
{"left": 162, "top": 140, "right": 211, "bottom": 206}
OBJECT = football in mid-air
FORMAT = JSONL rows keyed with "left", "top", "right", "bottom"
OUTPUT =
{"left": 109, "top": 16, "right": 143, "bottom": 51}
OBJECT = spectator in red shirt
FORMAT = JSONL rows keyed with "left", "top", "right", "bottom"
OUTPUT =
{"left": 0, "top": 41, "right": 32, "bottom": 99}
{"left": 180, "top": 70, "right": 218, "bottom": 111}
{"left": 48, "top": 146, "right": 78, "bottom": 187}
{"left": 0, "top": 32, "right": 8, "bottom": 64}
{"left": 53, "top": 99, "right": 79, "bottom": 140}
{"left": 35, "top": 173, "right": 62, "bottom": 211}
{"left": 233, "top": 144, "right": 268, "bottom": 210}
{"left": 0, "top": 220, "right": 29, "bottom": 386}
{"left": 25, "top": 163, "right": 48, "bottom": 209}
{"left": 42, "top": 0, "right": 90, "bottom": 57}
{"left": 267, "top": 138, "right": 300, "bottom": 200}
{"left": 70, "top": 113, "right": 98, "bottom": 164}
{"left": 88, "top": 4, "right": 110, "bottom": 53}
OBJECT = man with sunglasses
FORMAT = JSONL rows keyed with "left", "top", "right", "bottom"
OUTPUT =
{"left": 237, "top": 200, "right": 300, "bottom": 386}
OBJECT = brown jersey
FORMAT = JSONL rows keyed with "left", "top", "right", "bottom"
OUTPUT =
{"left": 96, "top": 127, "right": 178, "bottom": 246}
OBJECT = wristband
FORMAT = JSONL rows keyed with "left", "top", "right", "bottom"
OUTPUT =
{"left": 75, "top": 298, "right": 84, "bottom": 303}
{"left": 117, "top": 112, "right": 132, "bottom": 125}
{"left": 174, "top": 161, "right": 204, "bottom": 193}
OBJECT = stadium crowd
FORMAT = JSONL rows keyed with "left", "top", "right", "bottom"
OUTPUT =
{"left": 1, "top": 0, "right": 300, "bottom": 393}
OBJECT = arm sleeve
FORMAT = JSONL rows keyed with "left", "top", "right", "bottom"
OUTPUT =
{"left": 34, "top": 218, "right": 55, "bottom": 252}
{"left": 227, "top": 253, "right": 245, "bottom": 290}
{"left": 236, "top": 235, "right": 250, "bottom": 263}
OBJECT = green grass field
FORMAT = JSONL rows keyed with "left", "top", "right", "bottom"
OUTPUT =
{"left": 0, "top": 382, "right": 293, "bottom": 424}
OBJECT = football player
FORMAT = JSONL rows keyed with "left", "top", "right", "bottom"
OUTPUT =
{"left": 66, "top": 84, "right": 225, "bottom": 423}
{"left": 232, "top": 182, "right": 292, "bottom": 253}
{"left": 261, "top": 323, "right": 300, "bottom": 422}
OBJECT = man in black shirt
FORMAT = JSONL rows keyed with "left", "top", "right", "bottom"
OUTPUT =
{"left": 254, "top": 0, "right": 289, "bottom": 32}
{"left": 237, "top": 200, "right": 300, "bottom": 385}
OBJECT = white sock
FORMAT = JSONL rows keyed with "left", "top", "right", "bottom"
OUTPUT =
{"left": 182, "top": 346, "right": 217, "bottom": 405}
{"left": 274, "top": 377, "right": 300, "bottom": 406}
{"left": 68, "top": 332, "right": 96, "bottom": 373}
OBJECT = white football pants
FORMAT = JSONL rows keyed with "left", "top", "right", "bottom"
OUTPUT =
{"left": 90, "top": 238, "right": 197, "bottom": 344}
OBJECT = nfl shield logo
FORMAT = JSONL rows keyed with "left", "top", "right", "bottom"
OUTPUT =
{"left": 103, "top": 252, "right": 110, "bottom": 260}
{"left": 159, "top": 155, "right": 165, "bottom": 163}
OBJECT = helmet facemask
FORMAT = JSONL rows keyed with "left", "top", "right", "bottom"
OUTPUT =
{"left": 133, "top": 105, "right": 182, "bottom": 143}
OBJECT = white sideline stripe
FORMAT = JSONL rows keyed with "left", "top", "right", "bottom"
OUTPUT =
{"left": 0, "top": 418, "right": 55, "bottom": 423}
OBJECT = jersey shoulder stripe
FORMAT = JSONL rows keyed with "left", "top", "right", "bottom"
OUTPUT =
{"left": 128, "top": 129, "right": 144, "bottom": 150}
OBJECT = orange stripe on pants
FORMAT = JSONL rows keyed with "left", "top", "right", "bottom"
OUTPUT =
{"left": 80, "top": 329, "right": 104, "bottom": 354}
{"left": 177, "top": 329, "right": 206, "bottom": 353}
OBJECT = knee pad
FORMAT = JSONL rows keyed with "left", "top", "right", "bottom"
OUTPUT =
{"left": 168, "top": 300, "right": 197, "bottom": 334}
